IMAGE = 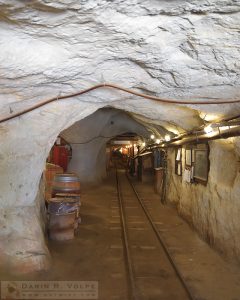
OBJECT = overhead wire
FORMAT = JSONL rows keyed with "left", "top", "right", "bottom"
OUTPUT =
{"left": 65, "top": 135, "right": 116, "bottom": 145}
{"left": 0, "top": 82, "right": 240, "bottom": 124}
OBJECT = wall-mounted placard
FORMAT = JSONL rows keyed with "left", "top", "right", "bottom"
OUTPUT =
{"left": 193, "top": 148, "right": 209, "bottom": 184}
{"left": 176, "top": 148, "right": 181, "bottom": 161}
{"left": 177, "top": 162, "right": 182, "bottom": 176}
{"left": 185, "top": 149, "right": 192, "bottom": 167}
{"left": 175, "top": 148, "right": 182, "bottom": 176}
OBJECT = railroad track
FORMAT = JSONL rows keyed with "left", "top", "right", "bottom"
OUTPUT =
{"left": 115, "top": 168, "right": 195, "bottom": 300}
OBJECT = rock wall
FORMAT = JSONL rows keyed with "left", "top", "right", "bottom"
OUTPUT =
{"left": 166, "top": 137, "right": 240, "bottom": 261}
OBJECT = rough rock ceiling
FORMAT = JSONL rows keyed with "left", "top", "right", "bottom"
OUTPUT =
{"left": 61, "top": 108, "right": 150, "bottom": 143}
{"left": 0, "top": 0, "right": 239, "bottom": 134}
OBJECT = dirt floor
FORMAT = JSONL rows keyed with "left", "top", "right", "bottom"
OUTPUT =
{"left": 2, "top": 170, "right": 240, "bottom": 300}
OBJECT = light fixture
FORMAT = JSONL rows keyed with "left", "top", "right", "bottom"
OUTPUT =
{"left": 133, "top": 144, "right": 136, "bottom": 147}
{"left": 142, "top": 142, "right": 146, "bottom": 147}
{"left": 220, "top": 126, "right": 230, "bottom": 131}
{"left": 156, "top": 139, "right": 160, "bottom": 144}
{"left": 150, "top": 134, "right": 155, "bottom": 139}
{"left": 204, "top": 124, "right": 213, "bottom": 134}
{"left": 165, "top": 135, "right": 171, "bottom": 142}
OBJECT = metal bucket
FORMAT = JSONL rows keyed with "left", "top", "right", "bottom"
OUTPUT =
{"left": 55, "top": 193, "right": 81, "bottom": 206}
{"left": 48, "top": 197, "right": 80, "bottom": 229}
{"left": 48, "top": 211, "right": 75, "bottom": 241}
{"left": 55, "top": 193, "right": 81, "bottom": 224}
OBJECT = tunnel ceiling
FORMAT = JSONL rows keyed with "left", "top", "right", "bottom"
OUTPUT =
{"left": 0, "top": 0, "right": 239, "bottom": 135}
{"left": 61, "top": 108, "right": 151, "bottom": 144}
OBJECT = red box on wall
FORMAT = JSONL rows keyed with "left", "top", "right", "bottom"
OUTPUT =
{"left": 52, "top": 146, "right": 69, "bottom": 172}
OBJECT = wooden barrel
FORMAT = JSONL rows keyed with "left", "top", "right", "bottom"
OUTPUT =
{"left": 48, "top": 211, "right": 75, "bottom": 241}
{"left": 52, "top": 173, "right": 80, "bottom": 196}
{"left": 48, "top": 197, "right": 79, "bottom": 229}
{"left": 44, "top": 163, "right": 63, "bottom": 202}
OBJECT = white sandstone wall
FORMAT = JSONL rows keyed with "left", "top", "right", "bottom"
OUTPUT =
{"left": 166, "top": 138, "right": 240, "bottom": 261}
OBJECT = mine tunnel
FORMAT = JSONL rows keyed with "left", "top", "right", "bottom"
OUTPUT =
{"left": 0, "top": 1, "right": 240, "bottom": 300}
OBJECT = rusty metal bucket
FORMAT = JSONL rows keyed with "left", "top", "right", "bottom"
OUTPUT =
{"left": 48, "top": 197, "right": 80, "bottom": 230}
{"left": 48, "top": 211, "right": 76, "bottom": 241}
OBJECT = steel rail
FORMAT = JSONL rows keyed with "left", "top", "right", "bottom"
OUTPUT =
{"left": 115, "top": 168, "right": 139, "bottom": 300}
{"left": 125, "top": 172, "right": 195, "bottom": 300}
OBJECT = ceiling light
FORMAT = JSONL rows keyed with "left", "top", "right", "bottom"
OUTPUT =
{"left": 156, "top": 139, "right": 160, "bottom": 144}
{"left": 142, "top": 142, "right": 146, "bottom": 147}
{"left": 165, "top": 135, "right": 171, "bottom": 142}
{"left": 204, "top": 125, "right": 213, "bottom": 134}
{"left": 150, "top": 134, "right": 155, "bottom": 139}
{"left": 220, "top": 126, "right": 230, "bottom": 131}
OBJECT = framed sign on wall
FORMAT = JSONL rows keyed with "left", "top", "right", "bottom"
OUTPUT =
{"left": 185, "top": 149, "right": 192, "bottom": 167}
{"left": 193, "top": 144, "right": 209, "bottom": 185}
{"left": 175, "top": 148, "right": 182, "bottom": 176}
